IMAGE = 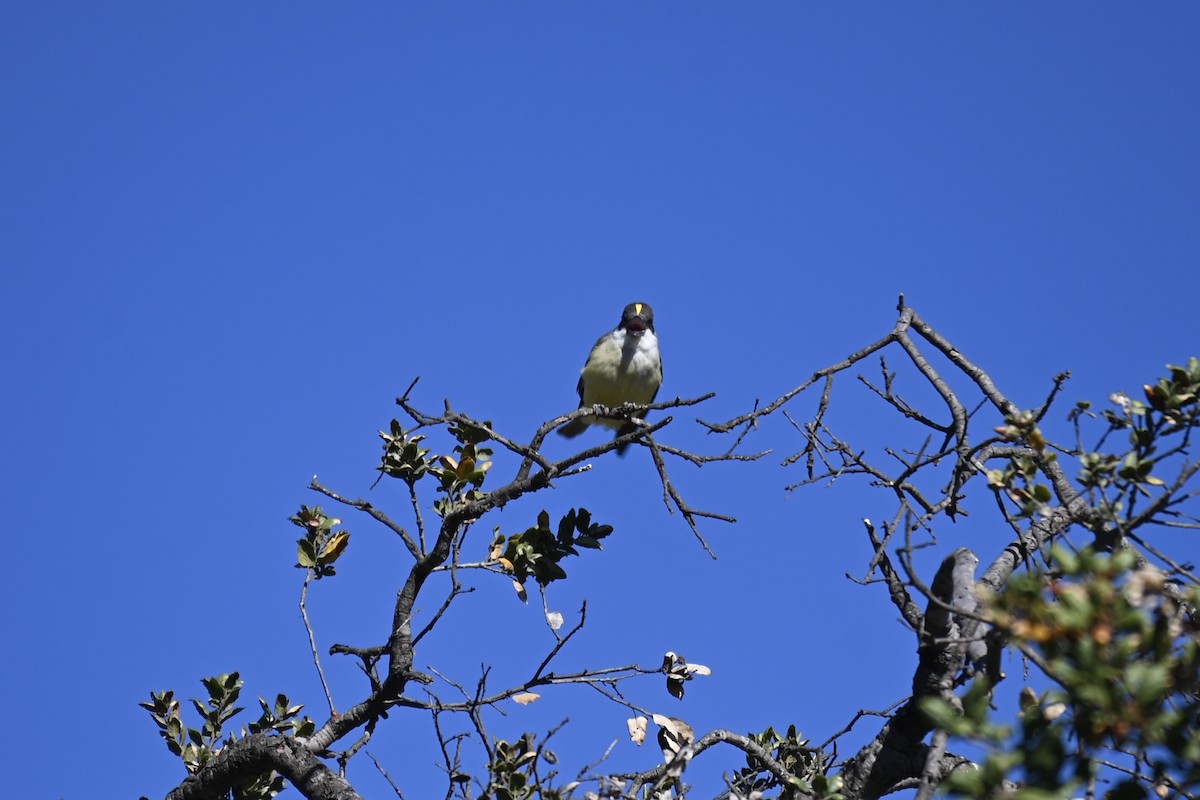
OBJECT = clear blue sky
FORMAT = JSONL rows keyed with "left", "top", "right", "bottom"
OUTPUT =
{"left": 4, "top": 4, "right": 1199, "bottom": 798}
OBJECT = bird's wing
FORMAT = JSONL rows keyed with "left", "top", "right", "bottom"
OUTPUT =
{"left": 576, "top": 331, "right": 617, "bottom": 405}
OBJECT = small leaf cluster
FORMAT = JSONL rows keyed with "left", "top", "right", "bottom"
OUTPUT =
{"left": 1075, "top": 448, "right": 1122, "bottom": 491}
{"left": 1074, "top": 359, "right": 1200, "bottom": 518}
{"left": 1142, "top": 356, "right": 1200, "bottom": 424}
{"left": 139, "top": 672, "right": 244, "bottom": 772}
{"left": 375, "top": 419, "right": 495, "bottom": 516}
{"left": 929, "top": 547, "right": 1200, "bottom": 800}
{"left": 289, "top": 505, "right": 350, "bottom": 578}
{"left": 483, "top": 732, "right": 572, "bottom": 800}
{"left": 432, "top": 420, "right": 495, "bottom": 513}
{"left": 661, "top": 650, "right": 712, "bottom": 700}
{"left": 377, "top": 420, "right": 431, "bottom": 485}
{"left": 247, "top": 693, "right": 316, "bottom": 738}
{"left": 986, "top": 445, "right": 1056, "bottom": 520}
{"left": 730, "top": 724, "right": 833, "bottom": 800}
{"left": 140, "top": 673, "right": 313, "bottom": 800}
{"left": 1077, "top": 394, "right": 1164, "bottom": 495}
{"left": 993, "top": 409, "right": 1048, "bottom": 452}
{"left": 490, "top": 508, "right": 612, "bottom": 592}
{"left": 431, "top": 439, "right": 493, "bottom": 516}
{"left": 987, "top": 408, "right": 1061, "bottom": 519}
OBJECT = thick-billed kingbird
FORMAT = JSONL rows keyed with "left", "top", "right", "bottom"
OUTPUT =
{"left": 558, "top": 302, "right": 663, "bottom": 455}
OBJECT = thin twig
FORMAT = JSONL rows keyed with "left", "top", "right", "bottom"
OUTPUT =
{"left": 310, "top": 479, "right": 422, "bottom": 561}
{"left": 300, "top": 572, "right": 338, "bottom": 717}
{"left": 367, "top": 751, "right": 407, "bottom": 799}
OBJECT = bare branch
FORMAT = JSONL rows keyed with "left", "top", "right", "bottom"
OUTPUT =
{"left": 622, "top": 729, "right": 812, "bottom": 800}
{"left": 367, "top": 750, "right": 407, "bottom": 800}
{"left": 532, "top": 601, "right": 589, "bottom": 680}
{"left": 862, "top": 519, "right": 921, "bottom": 631}
{"left": 310, "top": 479, "right": 422, "bottom": 561}
{"left": 647, "top": 435, "right": 729, "bottom": 558}
{"left": 299, "top": 572, "right": 338, "bottom": 718}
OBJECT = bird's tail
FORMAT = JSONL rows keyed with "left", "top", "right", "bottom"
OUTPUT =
{"left": 614, "top": 421, "right": 642, "bottom": 456}
{"left": 557, "top": 418, "right": 590, "bottom": 439}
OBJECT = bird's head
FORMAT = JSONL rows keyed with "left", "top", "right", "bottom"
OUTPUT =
{"left": 619, "top": 302, "right": 655, "bottom": 337}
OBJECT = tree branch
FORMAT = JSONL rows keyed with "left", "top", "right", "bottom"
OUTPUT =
{"left": 165, "top": 734, "right": 363, "bottom": 800}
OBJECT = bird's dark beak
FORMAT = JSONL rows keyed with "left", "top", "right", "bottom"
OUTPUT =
{"left": 625, "top": 316, "right": 648, "bottom": 336}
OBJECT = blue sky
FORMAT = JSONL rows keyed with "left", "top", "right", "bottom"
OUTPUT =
{"left": 3, "top": 4, "right": 1199, "bottom": 798}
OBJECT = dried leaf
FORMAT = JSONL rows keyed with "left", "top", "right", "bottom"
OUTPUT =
{"left": 685, "top": 663, "right": 711, "bottom": 677}
{"left": 671, "top": 717, "right": 694, "bottom": 745}
{"left": 654, "top": 716, "right": 695, "bottom": 764}
{"left": 546, "top": 611, "right": 564, "bottom": 630}
{"left": 627, "top": 716, "right": 648, "bottom": 745}
{"left": 513, "top": 580, "right": 528, "bottom": 603}
{"left": 318, "top": 531, "right": 350, "bottom": 564}
{"left": 652, "top": 714, "right": 693, "bottom": 745}
{"left": 512, "top": 692, "right": 540, "bottom": 706}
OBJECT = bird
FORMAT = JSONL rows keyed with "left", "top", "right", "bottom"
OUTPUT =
{"left": 558, "top": 302, "right": 663, "bottom": 454}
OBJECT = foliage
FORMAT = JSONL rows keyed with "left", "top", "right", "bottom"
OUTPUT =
{"left": 490, "top": 507, "right": 614, "bottom": 596}
{"left": 377, "top": 420, "right": 431, "bottom": 485}
{"left": 483, "top": 732, "right": 580, "bottom": 800}
{"left": 927, "top": 547, "right": 1200, "bottom": 800}
{"left": 141, "top": 305, "right": 1200, "bottom": 800}
{"left": 290, "top": 505, "right": 350, "bottom": 578}
{"left": 140, "top": 672, "right": 313, "bottom": 800}
{"left": 923, "top": 357, "right": 1200, "bottom": 800}
{"left": 730, "top": 725, "right": 836, "bottom": 800}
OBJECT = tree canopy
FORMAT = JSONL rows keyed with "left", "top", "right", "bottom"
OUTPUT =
{"left": 145, "top": 299, "right": 1200, "bottom": 800}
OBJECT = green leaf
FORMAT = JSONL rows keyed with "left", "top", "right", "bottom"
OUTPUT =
{"left": 557, "top": 509, "right": 575, "bottom": 543}
{"left": 575, "top": 507, "right": 592, "bottom": 531}
{"left": 918, "top": 697, "right": 960, "bottom": 731}
{"left": 1126, "top": 662, "right": 1169, "bottom": 706}
{"left": 1049, "top": 546, "right": 1079, "bottom": 575}
{"left": 297, "top": 539, "right": 317, "bottom": 568}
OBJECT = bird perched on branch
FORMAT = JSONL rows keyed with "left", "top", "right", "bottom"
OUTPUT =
{"left": 557, "top": 302, "right": 663, "bottom": 455}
